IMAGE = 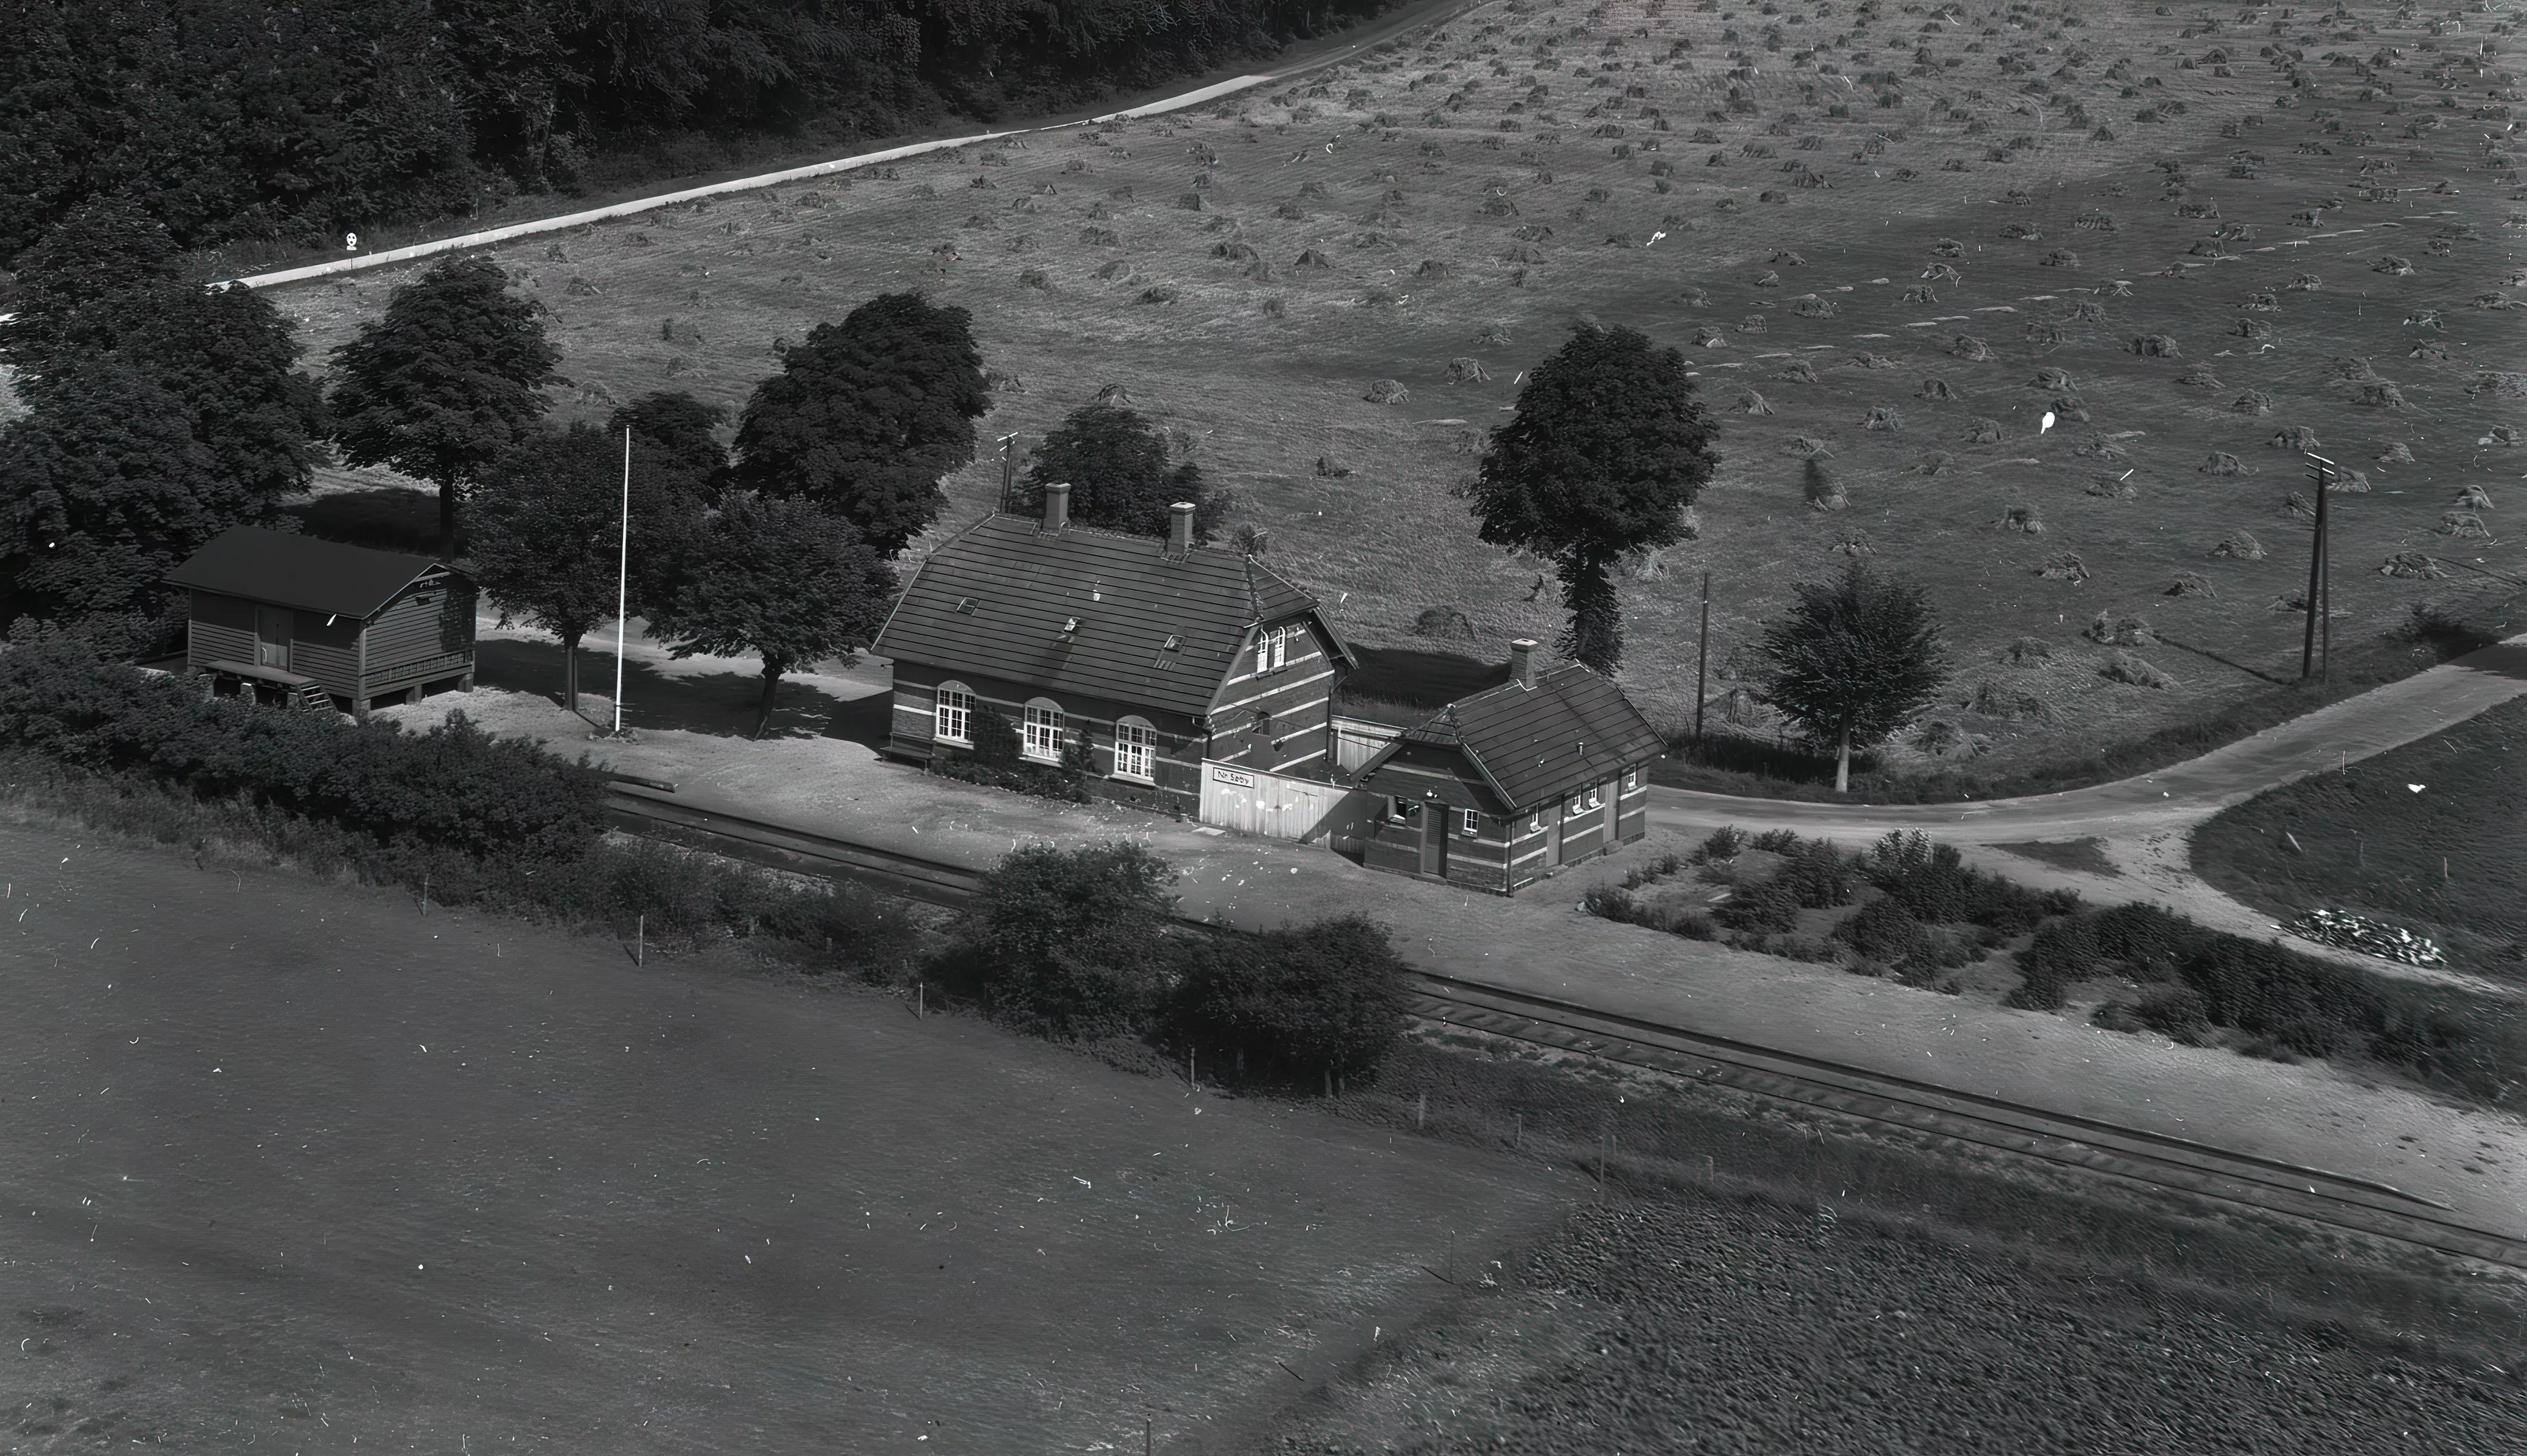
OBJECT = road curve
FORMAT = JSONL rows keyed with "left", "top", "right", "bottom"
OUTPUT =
{"left": 212, "top": 1, "right": 1471, "bottom": 293}
{"left": 1645, "top": 634, "right": 2527, "bottom": 993}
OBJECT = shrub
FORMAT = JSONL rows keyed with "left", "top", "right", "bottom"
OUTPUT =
{"left": 1777, "top": 837, "right": 1858, "bottom": 907}
{"left": 2133, "top": 984, "right": 2212, "bottom": 1039}
{"left": 0, "top": 637, "right": 606, "bottom": 866}
{"left": 1835, "top": 895, "right": 1929, "bottom": 962}
{"left": 1700, "top": 825, "right": 1748, "bottom": 860}
{"left": 1714, "top": 878, "right": 1802, "bottom": 933}
{"left": 1171, "top": 915, "right": 1412, "bottom": 1083}
{"left": 930, "top": 703, "right": 1092, "bottom": 802}
{"left": 1749, "top": 828, "right": 1800, "bottom": 853}
{"left": 973, "top": 842, "right": 1179, "bottom": 1038}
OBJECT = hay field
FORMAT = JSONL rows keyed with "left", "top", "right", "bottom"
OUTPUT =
{"left": 273, "top": 0, "right": 2527, "bottom": 776}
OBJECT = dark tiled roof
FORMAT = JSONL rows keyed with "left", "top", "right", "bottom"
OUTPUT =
{"left": 872, "top": 515, "right": 1349, "bottom": 719}
{"left": 1370, "top": 665, "right": 1663, "bottom": 810}
{"left": 165, "top": 527, "right": 455, "bottom": 619}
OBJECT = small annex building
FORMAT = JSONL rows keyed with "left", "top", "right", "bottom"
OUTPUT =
{"left": 872, "top": 486, "right": 1356, "bottom": 817}
{"left": 166, "top": 527, "right": 476, "bottom": 717}
{"left": 1350, "top": 641, "right": 1663, "bottom": 894}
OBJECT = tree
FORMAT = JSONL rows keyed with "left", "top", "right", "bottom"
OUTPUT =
{"left": 1469, "top": 323, "right": 1720, "bottom": 674}
{"left": 468, "top": 424, "right": 628, "bottom": 714}
{"left": 1171, "top": 914, "right": 1411, "bottom": 1084}
{"left": 1751, "top": 561, "right": 1951, "bottom": 794}
{"left": 974, "top": 841, "right": 1179, "bottom": 1039}
{"left": 0, "top": 197, "right": 185, "bottom": 378}
{"left": 1012, "top": 402, "right": 1223, "bottom": 539}
{"left": 643, "top": 494, "right": 895, "bottom": 737}
{"left": 729, "top": 292, "right": 989, "bottom": 555}
{"left": 327, "top": 255, "right": 562, "bottom": 552}
{"left": 607, "top": 391, "right": 727, "bottom": 608}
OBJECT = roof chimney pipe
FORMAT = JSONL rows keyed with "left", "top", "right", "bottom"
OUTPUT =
{"left": 1043, "top": 481, "right": 1071, "bottom": 532}
{"left": 1169, "top": 501, "right": 1196, "bottom": 556}
{"left": 1510, "top": 639, "right": 1538, "bottom": 689}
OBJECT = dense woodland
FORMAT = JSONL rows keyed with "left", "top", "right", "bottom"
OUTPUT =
{"left": 0, "top": 0, "right": 1392, "bottom": 269}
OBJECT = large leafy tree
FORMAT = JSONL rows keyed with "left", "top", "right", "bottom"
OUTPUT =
{"left": 467, "top": 423, "right": 630, "bottom": 715}
{"left": 974, "top": 841, "right": 1180, "bottom": 1039}
{"left": 1011, "top": 402, "right": 1223, "bottom": 539}
{"left": 730, "top": 292, "right": 989, "bottom": 555}
{"left": 1171, "top": 914, "right": 1411, "bottom": 1083}
{"left": 328, "top": 255, "right": 563, "bottom": 552}
{"left": 1469, "top": 323, "right": 1718, "bottom": 674}
{"left": 0, "top": 197, "right": 186, "bottom": 377}
{"left": 607, "top": 391, "right": 727, "bottom": 608}
{"left": 1752, "top": 562, "right": 1952, "bottom": 795}
{"left": 644, "top": 494, "right": 896, "bottom": 737}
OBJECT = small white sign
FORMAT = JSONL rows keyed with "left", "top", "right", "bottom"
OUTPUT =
{"left": 1212, "top": 767, "right": 1256, "bottom": 788}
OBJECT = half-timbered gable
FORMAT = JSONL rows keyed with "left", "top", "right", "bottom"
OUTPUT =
{"left": 872, "top": 491, "right": 1354, "bottom": 814}
{"left": 1354, "top": 642, "right": 1663, "bottom": 893}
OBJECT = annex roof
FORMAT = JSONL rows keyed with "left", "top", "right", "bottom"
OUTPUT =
{"left": 164, "top": 527, "right": 456, "bottom": 619}
{"left": 1361, "top": 665, "right": 1664, "bottom": 811}
{"left": 872, "top": 514, "right": 1352, "bottom": 719}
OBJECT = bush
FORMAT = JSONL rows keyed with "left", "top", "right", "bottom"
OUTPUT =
{"left": 1863, "top": 830, "right": 2070, "bottom": 930}
{"left": 1714, "top": 878, "right": 1801, "bottom": 933}
{"left": 1776, "top": 837, "right": 1858, "bottom": 908}
{"left": 2133, "top": 984, "right": 2212, "bottom": 1039}
{"left": 0, "top": 637, "right": 607, "bottom": 865}
{"left": 973, "top": 842, "right": 1179, "bottom": 1038}
{"left": 1699, "top": 825, "right": 1748, "bottom": 860}
{"left": 929, "top": 702, "right": 1092, "bottom": 802}
{"left": 1171, "top": 915, "right": 1413, "bottom": 1083}
{"left": 1835, "top": 896, "right": 1929, "bottom": 962}
{"left": 1583, "top": 885, "right": 1718, "bottom": 939}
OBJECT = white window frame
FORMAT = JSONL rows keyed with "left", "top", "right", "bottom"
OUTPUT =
{"left": 1528, "top": 811, "right": 1546, "bottom": 834}
{"left": 1389, "top": 795, "right": 1413, "bottom": 824}
{"left": 1587, "top": 785, "right": 1603, "bottom": 810}
{"left": 1254, "top": 632, "right": 1271, "bottom": 675}
{"left": 1112, "top": 719, "right": 1157, "bottom": 783}
{"left": 933, "top": 684, "right": 973, "bottom": 746}
{"left": 1624, "top": 768, "right": 1640, "bottom": 791}
{"left": 1459, "top": 808, "right": 1480, "bottom": 837}
{"left": 1271, "top": 627, "right": 1289, "bottom": 670}
{"left": 1022, "top": 700, "right": 1065, "bottom": 763}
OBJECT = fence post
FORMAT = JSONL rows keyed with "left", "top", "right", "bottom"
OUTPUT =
{"left": 636, "top": 913, "right": 644, "bottom": 966}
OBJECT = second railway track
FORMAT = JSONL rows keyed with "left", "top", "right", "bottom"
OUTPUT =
{"left": 608, "top": 786, "right": 2527, "bottom": 1272}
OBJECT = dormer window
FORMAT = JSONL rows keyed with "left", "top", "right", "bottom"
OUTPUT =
{"left": 1060, "top": 617, "right": 1080, "bottom": 636}
{"left": 954, "top": 597, "right": 979, "bottom": 615}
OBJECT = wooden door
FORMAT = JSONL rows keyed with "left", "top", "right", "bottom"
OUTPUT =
{"left": 1419, "top": 806, "right": 1446, "bottom": 877}
{"left": 1603, "top": 779, "right": 1620, "bottom": 843}
{"left": 1544, "top": 807, "right": 1563, "bottom": 867}
{"left": 255, "top": 607, "right": 292, "bottom": 670}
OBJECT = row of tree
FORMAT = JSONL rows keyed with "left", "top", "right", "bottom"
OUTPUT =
{"left": 1, "top": 0, "right": 1391, "bottom": 267}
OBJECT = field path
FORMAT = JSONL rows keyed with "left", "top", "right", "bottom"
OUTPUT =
{"left": 1646, "top": 633, "right": 2527, "bottom": 989}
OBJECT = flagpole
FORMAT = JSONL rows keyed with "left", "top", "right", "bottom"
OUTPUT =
{"left": 613, "top": 426, "right": 631, "bottom": 736}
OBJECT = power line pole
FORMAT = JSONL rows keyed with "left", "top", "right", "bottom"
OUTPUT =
{"left": 2302, "top": 452, "right": 2332, "bottom": 681}
{"left": 1694, "top": 569, "right": 1713, "bottom": 745}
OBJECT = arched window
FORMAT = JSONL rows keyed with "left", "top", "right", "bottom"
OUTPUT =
{"left": 1271, "top": 626, "right": 1289, "bottom": 670}
{"left": 933, "top": 680, "right": 974, "bottom": 746}
{"left": 1112, "top": 715, "right": 1158, "bottom": 782}
{"left": 1253, "top": 630, "right": 1271, "bottom": 676}
{"left": 1022, "top": 698, "right": 1065, "bottom": 763}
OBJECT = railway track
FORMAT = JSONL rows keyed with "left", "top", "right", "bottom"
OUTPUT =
{"left": 606, "top": 785, "right": 2527, "bottom": 1271}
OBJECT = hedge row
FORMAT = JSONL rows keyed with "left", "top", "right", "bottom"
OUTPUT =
{"left": 0, "top": 637, "right": 607, "bottom": 865}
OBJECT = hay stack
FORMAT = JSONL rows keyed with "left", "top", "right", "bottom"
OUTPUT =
{"left": 1964, "top": 417, "right": 2003, "bottom": 445}
{"left": 2042, "top": 249, "right": 2081, "bottom": 268}
{"left": 1475, "top": 323, "right": 1511, "bottom": 345}
{"left": 1416, "top": 258, "right": 1451, "bottom": 277}
{"left": 2031, "top": 368, "right": 2073, "bottom": 391}
{"left": 1931, "top": 238, "right": 1966, "bottom": 258}
{"left": 2086, "top": 473, "right": 2138, "bottom": 499}
{"left": 2456, "top": 483, "right": 2496, "bottom": 510}
{"left": 2382, "top": 551, "right": 2447, "bottom": 579}
{"left": 2179, "top": 365, "right": 2222, "bottom": 391}
{"left": 1912, "top": 719, "right": 1990, "bottom": 758}
{"left": 1443, "top": 357, "right": 1491, "bottom": 384}
{"left": 2284, "top": 491, "right": 2317, "bottom": 519}
{"left": 1785, "top": 436, "right": 1835, "bottom": 458}
{"left": 1791, "top": 295, "right": 1838, "bottom": 317}
{"left": 1753, "top": 269, "right": 1783, "bottom": 287}
{"left": 1997, "top": 504, "right": 2044, "bottom": 533}
{"left": 2166, "top": 571, "right": 2217, "bottom": 597}
{"left": 2035, "top": 553, "right": 2090, "bottom": 582}
{"left": 2269, "top": 425, "right": 2321, "bottom": 450}
{"left": 2379, "top": 441, "right": 2417, "bottom": 463}
{"left": 2287, "top": 273, "right": 2321, "bottom": 291}
{"left": 1918, "top": 378, "right": 1962, "bottom": 402}
{"left": 2238, "top": 291, "right": 2281, "bottom": 312}
{"left": 661, "top": 317, "right": 702, "bottom": 346}
{"left": 2210, "top": 530, "right": 2267, "bottom": 558}
{"left": 1694, "top": 328, "right": 1726, "bottom": 347}
{"left": 2234, "top": 318, "right": 2275, "bottom": 340}
{"left": 2104, "top": 650, "right": 2179, "bottom": 689}
{"left": 1363, "top": 379, "right": 1410, "bottom": 404}
{"left": 2131, "top": 334, "right": 2182, "bottom": 358}
{"left": 1095, "top": 383, "right": 1132, "bottom": 406}
{"left": 2359, "top": 382, "right": 2409, "bottom": 409}
{"left": 2327, "top": 468, "right": 2372, "bottom": 493}
{"left": 2005, "top": 635, "right": 2056, "bottom": 665}
{"left": 565, "top": 276, "right": 600, "bottom": 296}
{"left": 1853, "top": 351, "right": 1896, "bottom": 369}
{"left": 1970, "top": 682, "right": 2053, "bottom": 720}
{"left": 1909, "top": 452, "right": 1951, "bottom": 476}
{"left": 1833, "top": 530, "right": 1876, "bottom": 556}
{"left": 1922, "top": 262, "right": 1965, "bottom": 284}
{"left": 1735, "top": 315, "right": 1768, "bottom": 334}
{"left": 2230, "top": 391, "right": 2271, "bottom": 415}
{"left": 1864, "top": 406, "right": 1904, "bottom": 432}
{"left": 1738, "top": 390, "right": 1777, "bottom": 415}
{"left": 2199, "top": 452, "right": 2250, "bottom": 476}
{"left": 2441, "top": 511, "right": 2492, "bottom": 539}
{"left": 2372, "top": 254, "right": 2415, "bottom": 274}
{"left": 1951, "top": 335, "right": 1993, "bottom": 361}
{"left": 1804, "top": 460, "right": 1848, "bottom": 512}
{"left": 2085, "top": 612, "right": 2153, "bottom": 646}
{"left": 1772, "top": 248, "right": 1808, "bottom": 264}
{"left": 1080, "top": 226, "right": 1121, "bottom": 246}
{"left": 1210, "top": 240, "right": 1257, "bottom": 261}
{"left": 1776, "top": 360, "right": 1819, "bottom": 383}
{"left": 1293, "top": 248, "right": 1332, "bottom": 269}
{"left": 1904, "top": 284, "right": 1940, "bottom": 304}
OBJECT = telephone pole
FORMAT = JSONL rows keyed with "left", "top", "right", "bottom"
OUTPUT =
{"left": 2302, "top": 452, "right": 2333, "bottom": 681}
{"left": 1694, "top": 569, "right": 1713, "bottom": 745}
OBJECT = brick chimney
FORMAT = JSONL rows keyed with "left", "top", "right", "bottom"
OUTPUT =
{"left": 1042, "top": 481, "right": 1071, "bottom": 532}
{"left": 1169, "top": 501, "right": 1196, "bottom": 555}
{"left": 1510, "top": 639, "right": 1538, "bottom": 689}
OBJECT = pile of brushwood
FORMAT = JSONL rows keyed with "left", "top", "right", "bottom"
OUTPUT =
{"left": 1587, "top": 825, "right": 2495, "bottom": 1100}
{"left": 2288, "top": 908, "right": 2447, "bottom": 968}
{"left": 0, "top": 635, "right": 910, "bottom": 970}
{"left": 927, "top": 841, "right": 1415, "bottom": 1093}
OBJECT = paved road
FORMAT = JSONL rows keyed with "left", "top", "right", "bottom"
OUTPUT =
{"left": 213, "top": 0, "right": 1470, "bottom": 293}
{"left": 1646, "top": 634, "right": 2527, "bottom": 988}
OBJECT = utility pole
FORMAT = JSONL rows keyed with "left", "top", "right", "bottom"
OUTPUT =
{"left": 2302, "top": 452, "right": 2332, "bottom": 681}
{"left": 613, "top": 425, "right": 631, "bottom": 735}
{"left": 1694, "top": 569, "right": 1713, "bottom": 745}
{"left": 997, "top": 433, "right": 1021, "bottom": 513}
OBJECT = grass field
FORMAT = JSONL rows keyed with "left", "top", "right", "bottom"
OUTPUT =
{"left": 264, "top": 0, "right": 2527, "bottom": 782}
{"left": 0, "top": 820, "right": 1567, "bottom": 1452}
{"left": 2191, "top": 689, "right": 2527, "bottom": 974}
